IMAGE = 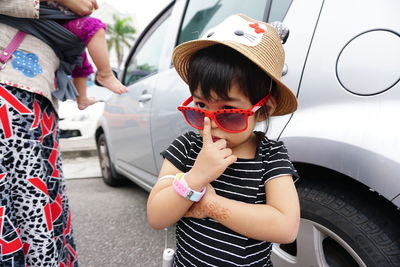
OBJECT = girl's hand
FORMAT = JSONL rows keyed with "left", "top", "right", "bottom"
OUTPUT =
{"left": 57, "top": 0, "right": 98, "bottom": 16}
{"left": 187, "top": 117, "right": 237, "bottom": 189}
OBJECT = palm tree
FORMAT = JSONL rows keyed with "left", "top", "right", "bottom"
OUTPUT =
{"left": 106, "top": 14, "right": 136, "bottom": 69}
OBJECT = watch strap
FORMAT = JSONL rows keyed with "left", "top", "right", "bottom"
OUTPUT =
{"left": 172, "top": 173, "right": 206, "bottom": 202}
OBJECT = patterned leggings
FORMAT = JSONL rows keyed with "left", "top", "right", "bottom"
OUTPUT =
{"left": 0, "top": 84, "right": 77, "bottom": 266}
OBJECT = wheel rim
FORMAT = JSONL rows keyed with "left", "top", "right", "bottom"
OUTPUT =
{"left": 271, "top": 219, "right": 366, "bottom": 267}
{"left": 98, "top": 138, "right": 111, "bottom": 179}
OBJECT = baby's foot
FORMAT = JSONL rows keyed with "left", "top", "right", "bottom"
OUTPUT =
{"left": 96, "top": 72, "right": 128, "bottom": 94}
{"left": 77, "top": 97, "right": 98, "bottom": 110}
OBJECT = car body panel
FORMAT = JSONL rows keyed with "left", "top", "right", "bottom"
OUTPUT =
{"left": 110, "top": 75, "right": 158, "bottom": 178}
{"left": 280, "top": 0, "right": 400, "bottom": 201}
{"left": 266, "top": 0, "right": 324, "bottom": 140}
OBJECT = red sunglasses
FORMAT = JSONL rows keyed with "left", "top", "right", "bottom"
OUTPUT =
{"left": 177, "top": 94, "right": 271, "bottom": 133}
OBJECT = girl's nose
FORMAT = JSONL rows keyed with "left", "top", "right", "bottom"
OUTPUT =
{"left": 209, "top": 117, "right": 219, "bottom": 129}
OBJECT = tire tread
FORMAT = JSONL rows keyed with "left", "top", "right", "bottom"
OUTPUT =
{"left": 298, "top": 178, "right": 400, "bottom": 266}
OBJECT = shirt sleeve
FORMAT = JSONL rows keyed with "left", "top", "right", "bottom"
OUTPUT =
{"left": 0, "top": 0, "right": 39, "bottom": 19}
{"left": 262, "top": 141, "right": 299, "bottom": 184}
{"left": 160, "top": 132, "right": 193, "bottom": 173}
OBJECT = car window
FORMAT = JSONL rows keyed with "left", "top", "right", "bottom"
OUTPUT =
{"left": 177, "top": 0, "right": 270, "bottom": 45}
{"left": 268, "top": 0, "right": 293, "bottom": 22}
{"left": 124, "top": 13, "right": 171, "bottom": 86}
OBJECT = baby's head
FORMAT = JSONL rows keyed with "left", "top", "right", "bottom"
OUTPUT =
{"left": 173, "top": 14, "right": 297, "bottom": 117}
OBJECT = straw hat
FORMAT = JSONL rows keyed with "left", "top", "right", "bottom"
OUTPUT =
{"left": 172, "top": 14, "right": 297, "bottom": 116}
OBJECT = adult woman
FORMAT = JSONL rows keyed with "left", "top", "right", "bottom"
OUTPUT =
{"left": 0, "top": 0, "right": 97, "bottom": 265}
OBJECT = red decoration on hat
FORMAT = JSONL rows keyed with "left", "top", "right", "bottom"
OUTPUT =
{"left": 249, "top": 23, "right": 265, "bottom": 34}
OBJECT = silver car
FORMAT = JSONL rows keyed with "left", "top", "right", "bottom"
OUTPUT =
{"left": 95, "top": 0, "right": 400, "bottom": 266}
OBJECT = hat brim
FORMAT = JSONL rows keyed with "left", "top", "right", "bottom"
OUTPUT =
{"left": 172, "top": 39, "right": 297, "bottom": 116}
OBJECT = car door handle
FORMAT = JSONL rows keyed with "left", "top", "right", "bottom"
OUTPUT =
{"left": 138, "top": 94, "right": 152, "bottom": 103}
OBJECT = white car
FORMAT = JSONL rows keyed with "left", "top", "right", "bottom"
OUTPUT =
{"left": 59, "top": 84, "right": 113, "bottom": 139}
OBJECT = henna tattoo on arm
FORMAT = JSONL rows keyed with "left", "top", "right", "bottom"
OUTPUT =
{"left": 206, "top": 200, "right": 231, "bottom": 221}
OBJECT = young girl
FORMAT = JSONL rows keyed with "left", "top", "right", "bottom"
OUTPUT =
{"left": 147, "top": 14, "right": 300, "bottom": 266}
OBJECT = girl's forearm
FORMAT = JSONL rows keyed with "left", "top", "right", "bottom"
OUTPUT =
{"left": 147, "top": 184, "right": 193, "bottom": 229}
{"left": 206, "top": 195, "right": 299, "bottom": 243}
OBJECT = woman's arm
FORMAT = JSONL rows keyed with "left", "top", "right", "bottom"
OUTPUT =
{"left": 185, "top": 175, "right": 300, "bottom": 244}
{"left": 147, "top": 159, "right": 195, "bottom": 229}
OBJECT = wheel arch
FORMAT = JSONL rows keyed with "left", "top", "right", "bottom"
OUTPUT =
{"left": 282, "top": 136, "right": 400, "bottom": 208}
{"left": 293, "top": 162, "right": 400, "bottom": 215}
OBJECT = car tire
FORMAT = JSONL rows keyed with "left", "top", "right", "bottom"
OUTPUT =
{"left": 272, "top": 177, "right": 400, "bottom": 267}
{"left": 96, "top": 133, "right": 125, "bottom": 186}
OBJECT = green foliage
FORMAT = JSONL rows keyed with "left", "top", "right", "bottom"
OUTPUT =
{"left": 106, "top": 14, "right": 137, "bottom": 68}
{"left": 137, "top": 63, "right": 156, "bottom": 73}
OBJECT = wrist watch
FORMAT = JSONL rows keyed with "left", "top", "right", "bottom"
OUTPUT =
{"left": 172, "top": 173, "right": 206, "bottom": 202}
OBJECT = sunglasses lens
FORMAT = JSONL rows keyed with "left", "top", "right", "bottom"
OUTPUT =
{"left": 183, "top": 110, "right": 204, "bottom": 129}
{"left": 216, "top": 113, "right": 247, "bottom": 132}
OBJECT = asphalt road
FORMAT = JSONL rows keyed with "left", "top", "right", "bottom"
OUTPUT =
{"left": 66, "top": 177, "right": 176, "bottom": 267}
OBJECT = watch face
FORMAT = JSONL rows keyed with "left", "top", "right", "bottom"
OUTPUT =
{"left": 186, "top": 191, "right": 194, "bottom": 199}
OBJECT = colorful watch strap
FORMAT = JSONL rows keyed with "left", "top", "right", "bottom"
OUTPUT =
{"left": 172, "top": 173, "right": 206, "bottom": 202}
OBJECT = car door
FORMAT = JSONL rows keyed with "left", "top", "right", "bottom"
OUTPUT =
{"left": 109, "top": 6, "right": 173, "bottom": 182}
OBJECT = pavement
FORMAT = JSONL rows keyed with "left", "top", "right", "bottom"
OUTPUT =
{"left": 60, "top": 137, "right": 102, "bottom": 179}
{"left": 60, "top": 137, "right": 176, "bottom": 266}
{"left": 66, "top": 177, "right": 175, "bottom": 266}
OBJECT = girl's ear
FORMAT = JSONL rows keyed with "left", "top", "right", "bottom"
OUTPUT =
{"left": 256, "top": 96, "right": 277, "bottom": 122}
{"left": 266, "top": 96, "right": 277, "bottom": 116}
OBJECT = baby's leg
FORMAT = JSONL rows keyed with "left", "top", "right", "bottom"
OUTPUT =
{"left": 88, "top": 28, "right": 128, "bottom": 94}
{"left": 74, "top": 77, "right": 97, "bottom": 110}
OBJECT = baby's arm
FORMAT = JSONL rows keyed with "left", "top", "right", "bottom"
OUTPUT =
{"left": 186, "top": 175, "right": 300, "bottom": 244}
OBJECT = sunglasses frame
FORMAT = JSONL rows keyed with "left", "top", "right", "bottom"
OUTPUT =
{"left": 177, "top": 94, "right": 271, "bottom": 133}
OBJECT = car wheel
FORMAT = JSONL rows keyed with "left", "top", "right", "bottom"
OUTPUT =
{"left": 272, "top": 177, "right": 400, "bottom": 267}
{"left": 96, "top": 133, "right": 125, "bottom": 186}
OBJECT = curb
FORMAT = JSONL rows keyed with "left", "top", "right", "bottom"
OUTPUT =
{"left": 62, "top": 149, "right": 98, "bottom": 159}
{"left": 60, "top": 137, "right": 97, "bottom": 159}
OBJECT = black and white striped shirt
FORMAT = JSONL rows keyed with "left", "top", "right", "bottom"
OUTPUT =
{"left": 161, "top": 131, "right": 299, "bottom": 266}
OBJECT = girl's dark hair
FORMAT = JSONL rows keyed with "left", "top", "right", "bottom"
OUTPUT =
{"left": 187, "top": 44, "right": 280, "bottom": 122}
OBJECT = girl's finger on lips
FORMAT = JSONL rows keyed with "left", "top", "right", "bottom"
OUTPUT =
{"left": 214, "top": 138, "right": 227, "bottom": 149}
{"left": 202, "top": 117, "right": 213, "bottom": 144}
